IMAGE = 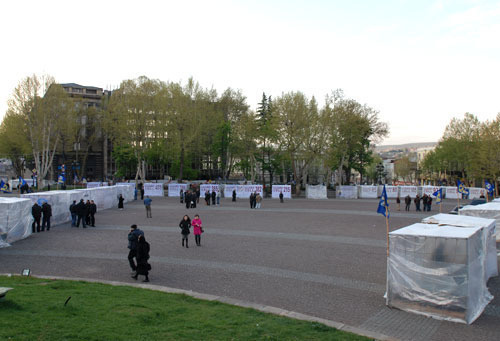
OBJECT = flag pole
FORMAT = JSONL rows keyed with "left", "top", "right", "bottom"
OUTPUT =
{"left": 386, "top": 206, "right": 390, "bottom": 257}
{"left": 457, "top": 192, "right": 460, "bottom": 215}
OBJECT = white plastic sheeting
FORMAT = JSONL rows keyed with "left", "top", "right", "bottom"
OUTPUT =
{"left": 381, "top": 186, "right": 399, "bottom": 198}
{"left": 386, "top": 223, "right": 493, "bottom": 324}
{"left": 143, "top": 183, "right": 164, "bottom": 197}
{"left": 305, "top": 185, "right": 327, "bottom": 199}
{"left": 421, "top": 186, "right": 440, "bottom": 197}
{"left": 0, "top": 198, "right": 32, "bottom": 248}
{"left": 422, "top": 213, "right": 498, "bottom": 281}
{"left": 359, "top": 186, "right": 378, "bottom": 198}
{"left": 337, "top": 186, "right": 358, "bottom": 199}
{"left": 445, "top": 186, "right": 460, "bottom": 199}
{"left": 22, "top": 190, "right": 75, "bottom": 226}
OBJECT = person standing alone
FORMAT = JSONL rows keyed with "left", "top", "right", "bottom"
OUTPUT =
{"left": 132, "top": 235, "right": 151, "bottom": 282}
{"left": 144, "top": 196, "right": 152, "bottom": 218}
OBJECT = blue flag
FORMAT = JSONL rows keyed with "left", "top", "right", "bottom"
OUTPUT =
{"left": 377, "top": 185, "right": 390, "bottom": 218}
{"left": 485, "top": 180, "right": 494, "bottom": 195}
{"left": 432, "top": 188, "right": 442, "bottom": 204}
{"left": 19, "top": 176, "right": 27, "bottom": 186}
{"left": 457, "top": 180, "right": 469, "bottom": 195}
{"left": 0, "top": 180, "right": 11, "bottom": 193}
{"left": 58, "top": 174, "right": 65, "bottom": 184}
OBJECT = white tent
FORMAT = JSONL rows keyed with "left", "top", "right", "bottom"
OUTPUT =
{"left": 0, "top": 197, "right": 32, "bottom": 248}
{"left": 387, "top": 223, "right": 493, "bottom": 324}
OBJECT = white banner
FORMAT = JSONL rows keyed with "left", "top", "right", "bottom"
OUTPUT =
{"left": 144, "top": 182, "right": 164, "bottom": 197}
{"left": 400, "top": 186, "right": 418, "bottom": 198}
{"left": 359, "top": 186, "right": 378, "bottom": 198}
{"left": 271, "top": 185, "right": 292, "bottom": 199}
{"left": 86, "top": 182, "right": 108, "bottom": 188}
{"left": 382, "top": 186, "right": 399, "bottom": 198}
{"left": 167, "top": 183, "right": 188, "bottom": 197}
{"left": 421, "top": 186, "right": 441, "bottom": 198}
{"left": 306, "top": 185, "right": 327, "bottom": 199}
{"left": 337, "top": 185, "right": 358, "bottom": 199}
{"left": 200, "top": 184, "right": 220, "bottom": 195}
{"left": 224, "top": 185, "right": 263, "bottom": 198}
{"left": 469, "top": 187, "right": 486, "bottom": 199}
{"left": 445, "top": 186, "right": 460, "bottom": 199}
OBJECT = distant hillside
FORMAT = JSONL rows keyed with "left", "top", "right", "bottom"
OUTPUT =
{"left": 375, "top": 142, "right": 437, "bottom": 152}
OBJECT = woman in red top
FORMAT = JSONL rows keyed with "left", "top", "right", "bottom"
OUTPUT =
{"left": 192, "top": 214, "right": 203, "bottom": 246}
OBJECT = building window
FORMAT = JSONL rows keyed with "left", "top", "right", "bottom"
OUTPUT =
{"left": 86, "top": 89, "right": 97, "bottom": 94}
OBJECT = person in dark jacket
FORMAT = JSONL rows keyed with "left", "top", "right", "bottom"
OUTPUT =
{"left": 232, "top": 189, "right": 236, "bottom": 202}
{"left": 428, "top": 197, "right": 432, "bottom": 211}
{"left": 249, "top": 192, "right": 255, "bottom": 209}
{"left": 41, "top": 202, "right": 52, "bottom": 231}
{"left": 75, "top": 199, "right": 87, "bottom": 228}
{"left": 89, "top": 200, "right": 97, "bottom": 226}
{"left": 139, "top": 183, "right": 144, "bottom": 200}
{"left": 180, "top": 189, "right": 184, "bottom": 203}
{"left": 414, "top": 195, "right": 421, "bottom": 211}
{"left": 196, "top": 188, "right": 200, "bottom": 203}
{"left": 404, "top": 195, "right": 411, "bottom": 211}
{"left": 31, "top": 202, "right": 42, "bottom": 233}
{"left": 179, "top": 215, "right": 191, "bottom": 248}
{"left": 85, "top": 200, "right": 92, "bottom": 225}
{"left": 132, "top": 234, "right": 150, "bottom": 282}
{"left": 205, "top": 191, "right": 210, "bottom": 206}
{"left": 396, "top": 196, "right": 401, "bottom": 211}
{"left": 128, "top": 224, "right": 144, "bottom": 273}
{"left": 211, "top": 190, "right": 216, "bottom": 205}
{"left": 185, "top": 191, "right": 191, "bottom": 209}
{"left": 118, "top": 194, "right": 124, "bottom": 210}
{"left": 69, "top": 200, "right": 77, "bottom": 226}
{"left": 422, "top": 194, "right": 428, "bottom": 212}
{"left": 279, "top": 191, "right": 284, "bottom": 203}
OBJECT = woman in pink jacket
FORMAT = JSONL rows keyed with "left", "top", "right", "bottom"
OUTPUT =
{"left": 192, "top": 214, "right": 203, "bottom": 246}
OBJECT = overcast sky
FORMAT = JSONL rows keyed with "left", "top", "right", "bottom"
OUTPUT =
{"left": 1, "top": 0, "right": 499, "bottom": 145}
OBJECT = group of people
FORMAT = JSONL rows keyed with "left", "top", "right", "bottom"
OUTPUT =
{"left": 179, "top": 214, "right": 203, "bottom": 247}
{"left": 31, "top": 201, "right": 52, "bottom": 233}
{"left": 204, "top": 190, "right": 220, "bottom": 206}
{"left": 181, "top": 189, "right": 199, "bottom": 209}
{"left": 70, "top": 199, "right": 97, "bottom": 228}
{"left": 400, "top": 194, "right": 433, "bottom": 212}
{"left": 249, "top": 192, "right": 262, "bottom": 209}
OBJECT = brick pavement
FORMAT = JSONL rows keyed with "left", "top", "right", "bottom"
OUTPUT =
{"left": 1, "top": 196, "right": 499, "bottom": 341}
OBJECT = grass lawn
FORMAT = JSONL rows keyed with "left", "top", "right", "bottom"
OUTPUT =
{"left": 0, "top": 276, "right": 370, "bottom": 340}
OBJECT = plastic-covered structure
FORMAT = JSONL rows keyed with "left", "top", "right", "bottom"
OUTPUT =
{"left": 386, "top": 223, "right": 493, "bottom": 324}
{"left": 337, "top": 186, "right": 358, "bottom": 199}
{"left": 422, "top": 213, "right": 498, "bottom": 281}
{"left": 22, "top": 190, "right": 75, "bottom": 226}
{"left": 305, "top": 185, "right": 327, "bottom": 199}
{"left": 0, "top": 198, "right": 32, "bottom": 248}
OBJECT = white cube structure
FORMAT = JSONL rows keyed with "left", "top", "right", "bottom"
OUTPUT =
{"left": 422, "top": 214, "right": 498, "bottom": 280}
{"left": 0, "top": 198, "right": 32, "bottom": 248}
{"left": 386, "top": 223, "right": 493, "bottom": 324}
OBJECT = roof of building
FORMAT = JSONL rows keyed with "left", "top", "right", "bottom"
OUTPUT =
{"left": 60, "top": 83, "right": 102, "bottom": 91}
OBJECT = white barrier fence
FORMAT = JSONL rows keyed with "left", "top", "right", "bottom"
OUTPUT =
{"left": 224, "top": 185, "right": 263, "bottom": 198}
{"left": 0, "top": 198, "right": 32, "bottom": 248}
{"left": 144, "top": 183, "right": 164, "bottom": 197}
{"left": 306, "top": 185, "right": 327, "bottom": 199}
{"left": 167, "top": 183, "right": 188, "bottom": 197}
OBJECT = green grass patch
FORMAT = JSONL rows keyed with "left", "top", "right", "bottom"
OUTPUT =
{"left": 0, "top": 276, "right": 370, "bottom": 340}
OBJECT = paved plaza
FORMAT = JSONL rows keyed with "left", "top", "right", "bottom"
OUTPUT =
{"left": 1, "top": 196, "right": 499, "bottom": 340}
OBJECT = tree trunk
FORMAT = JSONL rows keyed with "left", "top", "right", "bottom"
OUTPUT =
{"left": 179, "top": 144, "right": 184, "bottom": 181}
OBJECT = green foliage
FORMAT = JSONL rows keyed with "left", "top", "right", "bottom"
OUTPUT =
{"left": 0, "top": 276, "right": 368, "bottom": 341}
{"left": 112, "top": 145, "right": 137, "bottom": 178}
{"left": 0, "top": 111, "right": 32, "bottom": 177}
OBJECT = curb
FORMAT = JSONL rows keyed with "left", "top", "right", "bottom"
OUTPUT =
{"left": 1, "top": 273, "right": 396, "bottom": 341}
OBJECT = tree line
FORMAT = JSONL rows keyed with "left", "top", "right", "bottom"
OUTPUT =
{"left": 421, "top": 113, "right": 500, "bottom": 192}
{"left": 0, "top": 74, "right": 388, "bottom": 193}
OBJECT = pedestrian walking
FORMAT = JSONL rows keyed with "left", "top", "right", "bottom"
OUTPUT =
{"left": 279, "top": 191, "right": 284, "bottom": 203}
{"left": 118, "top": 194, "right": 124, "bottom": 210}
{"left": 192, "top": 214, "right": 203, "bottom": 246}
{"left": 41, "top": 202, "right": 52, "bottom": 231}
{"left": 69, "top": 200, "right": 77, "bottom": 227}
{"left": 144, "top": 196, "right": 152, "bottom": 218}
{"left": 232, "top": 189, "right": 236, "bottom": 202}
{"left": 211, "top": 190, "right": 216, "bottom": 205}
{"left": 132, "top": 234, "right": 150, "bottom": 282}
{"left": 179, "top": 215, "right": 191, "bottom": 248}
{"left": 255, "top": 193, "right": 262, "bottom": 209}
{"left": 396, "top": 196, "right": 401, "bottom": 211}
{"left": 89, "top": 200, "right": 97, "bottom": 226}
{"left": 404, "top": 195, "right": 411, "bottom": 211}
{"left": 127, "top": 224, "right": 144, "bottom": 274}
{"left": 31, "top": 202, "right": 42, "bottom": 233}
{"left": 75, "top": 199, "right": 87, "bottom": 228}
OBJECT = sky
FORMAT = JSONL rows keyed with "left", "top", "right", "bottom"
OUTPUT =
{"left": 0, "top": 0, "right": 499, "bottom": 145}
